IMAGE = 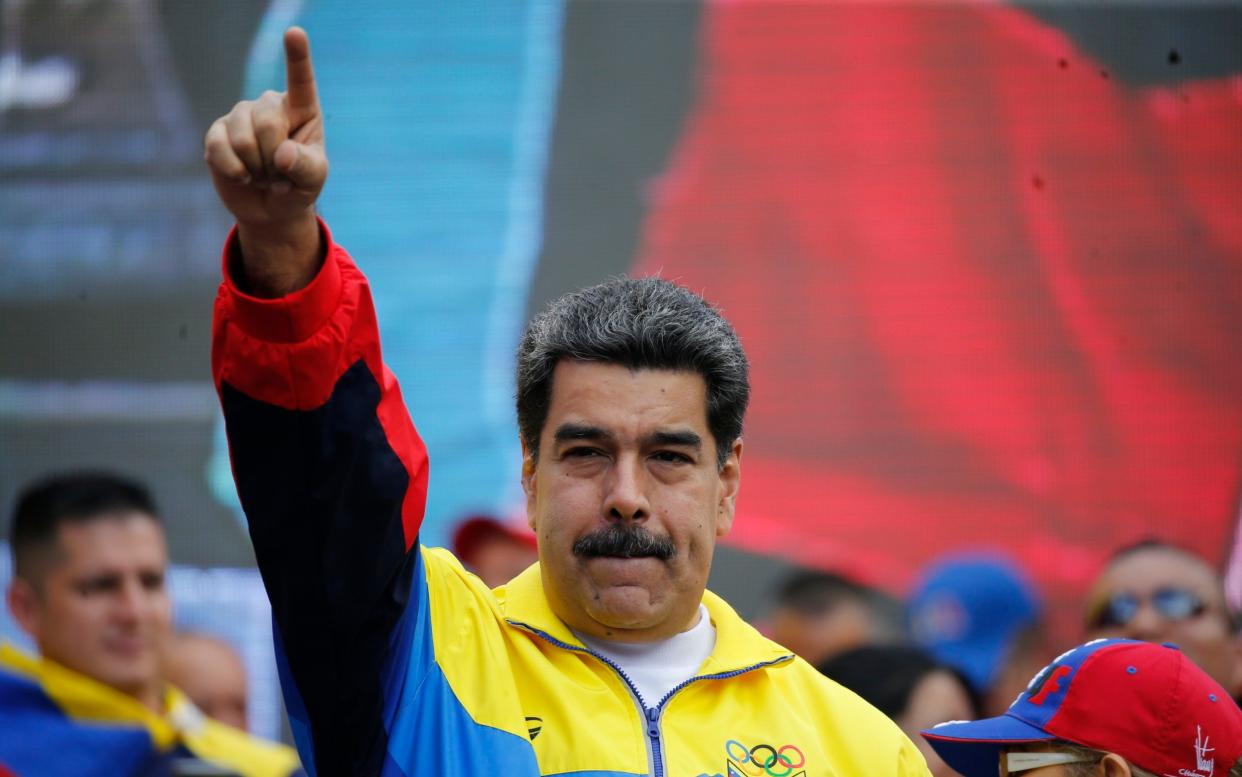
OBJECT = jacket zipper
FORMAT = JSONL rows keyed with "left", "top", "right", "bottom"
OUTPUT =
{"left": 642, "top": 660, "right": 794, "bottom": 776}
{"left": 508, "top": 619, "right": 792, "bottom": 777}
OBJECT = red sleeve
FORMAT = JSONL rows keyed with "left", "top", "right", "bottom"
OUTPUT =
{"left": 212, "top": 218, "right": 427, "bottom": 548}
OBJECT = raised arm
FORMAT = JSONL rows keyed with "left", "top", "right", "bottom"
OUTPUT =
{"left": 205, "top": 29, "right": 430, "bottom": 774}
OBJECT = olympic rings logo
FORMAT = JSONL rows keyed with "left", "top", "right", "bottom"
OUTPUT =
{"left": 724, "top": 740, "right": 806, "bottom": 777}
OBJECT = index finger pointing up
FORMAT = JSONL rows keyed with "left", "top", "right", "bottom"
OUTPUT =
{"left": 283, "top": 27, "right": 319, "bottom": 121}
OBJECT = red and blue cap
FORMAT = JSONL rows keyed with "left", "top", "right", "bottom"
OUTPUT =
{"left": 922, "top": 638, "right": 1242, "bottom": 777}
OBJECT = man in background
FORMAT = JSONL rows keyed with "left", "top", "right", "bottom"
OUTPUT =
{"left": 165, "top": 630, "right": 250, "bottom": 731}
{"left": 1084, "top": 538, "right": 1242, "bottom": 700}
{"left": 819, "top": 645, "right": 978, "bottom": 777}
{"left": 1, "top": 471, "right": 301, "bottom": 777}
{"left": 450, "top": 513, "right": 538, "bottom": 589}
{"left": 766, "top": 569, "right": 904, "bottom": 666}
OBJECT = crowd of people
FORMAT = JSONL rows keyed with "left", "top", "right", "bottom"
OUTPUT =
{"left": 764, "top": 546, "right": 1242, "bottom": 776}
{"left": 1, "top": 24, "right": 1239, "bottom": 777}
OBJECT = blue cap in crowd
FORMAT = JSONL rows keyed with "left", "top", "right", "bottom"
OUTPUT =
{"left": 907, "top": 553, "right": 1041, "bottom": 694}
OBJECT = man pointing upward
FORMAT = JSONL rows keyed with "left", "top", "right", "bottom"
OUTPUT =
{"left": 206, "top": 27, "right": 930, "bottom": 776}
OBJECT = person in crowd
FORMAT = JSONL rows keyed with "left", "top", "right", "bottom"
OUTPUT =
{"left": 820, "top": 645, "right": 978, "bottom": 777}
{"left": 164, "top": 630, "right": 250, "bottom": 731}
{"left": 922, "top": 638, "right": 1242, "bottom": 777}
{"left": 1084, "top": 539, "right": 1242, "bottom": 701}
{"left": 202, "top": 27, "right": 931, "bottom": 775}
{"left": 1, "top": 471, "right": 302, "bottom": 777}
{"left": 767, "top": 569, "right": 905, "bottom": 666}
{"left": 908, "top": 553, "right": 1045, "bottom": 716}
{"left": 451, "top": 513, "right": 539, "bottom": 589}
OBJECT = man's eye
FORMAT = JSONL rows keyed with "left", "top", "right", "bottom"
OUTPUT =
{"left": 77, "top": 578, "right": 115, "bottom": 595}
{"left": 565, "top": 447, "right": 602, "bottom": 458}
{"left": 141, "top": 573, "right": 165, "bottom": 591}
{"left": 653, "top": 451, "right": 691, "bottom": 464}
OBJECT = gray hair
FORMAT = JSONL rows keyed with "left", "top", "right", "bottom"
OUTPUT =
{"left": 516, "top": 276, "right": 749, "bottom": 469}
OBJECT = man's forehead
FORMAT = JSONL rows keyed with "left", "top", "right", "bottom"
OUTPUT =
{"left": 547, "top": 361, "right": 708, "bottom": 404}
{"left": 57, "top": 510, "right": 162, "bottom": 538}
{"left": 54, "top": 513, "right": 167, "bottom": 566}
{"left": 545, "top": 363, "right": 711, "bottom": 432}
{"left": 175, "top": 634, "right": 244, "bottom": 667}
{"left": 1100, "top": 547, "right": 1221, "bottom": 596}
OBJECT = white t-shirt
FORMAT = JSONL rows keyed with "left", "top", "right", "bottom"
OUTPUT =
{"left": 573, "top": 604, "right": 716, "bottom": 709}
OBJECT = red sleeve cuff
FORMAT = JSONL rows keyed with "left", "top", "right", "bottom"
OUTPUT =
{"left": 220, "top": 217, "right": 345, "bottom": 344}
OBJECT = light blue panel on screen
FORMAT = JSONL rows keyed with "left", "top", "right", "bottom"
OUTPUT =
{"left": 217, "top": 0, "right": 564, "bottom": 548}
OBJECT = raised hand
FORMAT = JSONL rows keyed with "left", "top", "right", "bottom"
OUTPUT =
{"left": 204, "top": 27, "right": 327, "bottom": 296}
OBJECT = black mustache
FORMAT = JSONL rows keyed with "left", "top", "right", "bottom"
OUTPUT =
{"left": 572, "top": 524, "right": 676, "bottom": 561}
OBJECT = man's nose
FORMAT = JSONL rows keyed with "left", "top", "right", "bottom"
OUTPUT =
{"left": 113, "top": 579, "right": 152, "bottom": 623}
{"left": 1123, "top": 600, "right": 1168, "bottom": 640}
{"left": 604, "top": 453, "right": 650, "bottom": 522}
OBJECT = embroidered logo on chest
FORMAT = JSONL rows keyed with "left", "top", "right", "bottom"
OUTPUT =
{"left": 694, "top": 738, "right": 808, "bottom": 777}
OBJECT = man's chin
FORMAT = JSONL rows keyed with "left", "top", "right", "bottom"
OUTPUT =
{"left": 582, "top": 578, "right": 667, "bottom": 632}
{"left": 96, "top": 653, "right": 160, "bottom": 689}
{"left": 588, "top": 609, "right": 658, "bottom": 635}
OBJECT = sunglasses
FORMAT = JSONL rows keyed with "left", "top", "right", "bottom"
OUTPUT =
{"left": 1000, "top": 751, "right": 1094, "bottom": 775}
{"left": 1086, "top": 587, "right": 1207, "bottom": 630}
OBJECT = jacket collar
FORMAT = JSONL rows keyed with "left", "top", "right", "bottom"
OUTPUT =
{"left": 498, "top": 564, "right": 793, "bottom": 676}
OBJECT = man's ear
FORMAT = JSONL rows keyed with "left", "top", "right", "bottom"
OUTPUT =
{"left": 7, "top": 579, "right": 42, "bottom": 641}
{"left": 521, "top": 436, "right": 538, "bottom": 530}
{"left": 715, "top": 438, "right": 743, "bottom": 537}
{"left": 1098, "top": 753, "right": 1131, "bottom": 777}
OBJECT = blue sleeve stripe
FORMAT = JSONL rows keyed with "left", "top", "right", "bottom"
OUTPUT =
{"left": 379, "top": 548, "right": 434, "bottom": 728}
{"left": 272, "top": 621, "right": 316, "bottom": 777}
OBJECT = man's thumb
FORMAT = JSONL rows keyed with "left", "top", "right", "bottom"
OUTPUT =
{"left": 273, "top": 139, "right": 327, "bottom": 190}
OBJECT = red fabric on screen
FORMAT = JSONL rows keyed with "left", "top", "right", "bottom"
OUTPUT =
{"left": 634, "top": 2, "right": 1242, "bottom": 637}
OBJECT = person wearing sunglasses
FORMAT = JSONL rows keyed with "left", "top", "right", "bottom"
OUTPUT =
{"left": 1084, "top": 540, "right": 1242, "bottom": 701}
{"left": 921, "top": 638, "right": 1242, "bottom": 777}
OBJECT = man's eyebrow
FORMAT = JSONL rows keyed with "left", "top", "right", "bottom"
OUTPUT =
{"left": 76, "top": 572, "right": 122, "bottom": 586}
{"left": 553, "top": 423, "right": 614, "bottom": 445}
{"left": 646, "top": 430, "right": 702, "bottom": 450}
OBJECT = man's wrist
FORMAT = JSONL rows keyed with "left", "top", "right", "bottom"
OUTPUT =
{"left": 235, "top": 212, "right": 324, "bottom": 298}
